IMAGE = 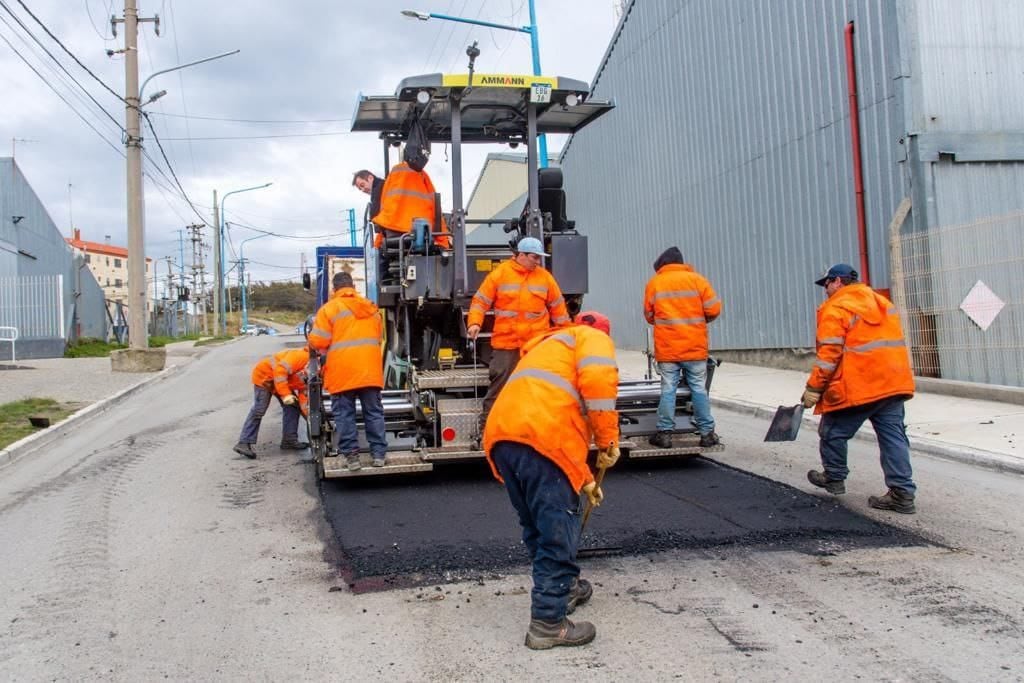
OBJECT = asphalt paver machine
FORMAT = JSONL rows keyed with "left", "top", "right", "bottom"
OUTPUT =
{"left": 306, "top": 49, "right": 722, "bottom": 479}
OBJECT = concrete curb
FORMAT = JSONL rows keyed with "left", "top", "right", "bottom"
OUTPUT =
{"left": 712, "top": 395, "right": 1024, "bottom": 477}
{"left": 0, "top": 362, "right": 183, "bottom": 471}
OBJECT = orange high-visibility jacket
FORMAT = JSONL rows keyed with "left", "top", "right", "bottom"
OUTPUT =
{"left": 644, "top": 263, "right": 721, "bottom": 362}
{"left": 307, "top": 287, "right": 384, "bottom": 394}
{"left": 251, "top": 348, "right": 310, "bottom": 413}
{"left": 371, "top": 162, "right": 451, "bottom": 248}
{"left": 467, "top": 259, "right": 571, "bottom": 350}
{"left": 807, "top": 283, "right": 915, "bottom": 414}
{"left": 484, "top": 325, "right": 620, "bottom": 493}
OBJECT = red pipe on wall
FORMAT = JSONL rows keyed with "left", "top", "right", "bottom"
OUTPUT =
{"left": 844, "top": 21, "right": 870, "bottom": 286}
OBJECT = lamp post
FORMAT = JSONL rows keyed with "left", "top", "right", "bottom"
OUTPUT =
{"left": 401, "top": 0, "right": 549, "bottom": 167}
{"left": 238, "top": 232, "right": 271, "bottom": 333}
{"left": 218, "top": 183, "right": 272, "bottom": 334}
{"left": 124, "top": 47, "right": 239, "bottom": 351}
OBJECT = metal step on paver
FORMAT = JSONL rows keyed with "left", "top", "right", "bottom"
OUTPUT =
{"left": 322, "top": 451, "right": 433, "bottom": 478}
{"left": 420, "top": 446, "right": 486, "bottom": 462}
{"left": 624, "top": 435, "right": 725, "bottom": 459}
{"left": 415, "top": 368, "right": 489, "bottom": 389}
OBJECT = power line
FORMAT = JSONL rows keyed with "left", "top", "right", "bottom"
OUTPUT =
{"left": 226, "top": 220, "right": 347, "bottom": 239}
{"left": 158, "top": 130, "right": 355, "bottom": 141}
{"left": 11, "top": 0, "right": 128, "bottom": 106}
{"left": 142, "top": 113, "right": 212, "bottom": 228}
{"left": 147, "top": 111, "right": 354, "bottom": 124}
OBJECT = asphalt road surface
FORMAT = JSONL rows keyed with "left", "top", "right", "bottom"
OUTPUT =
{"left": 1, "top": 335, "right": 1022, "bottom": 681}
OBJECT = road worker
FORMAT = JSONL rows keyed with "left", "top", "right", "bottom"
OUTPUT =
{"left": 803, "top": 264, "right": 918, "bottom": 514}
{"left": 352, "top": 169, "right": 384, "bottom": 219}
{"left": 307, "top": 271, "right": 388, "bottom": 471}
{"left": 233, "top": 348, "right": 310, "bottom": 459}
{"left": 467, "top": 236, "right": 571, "bottom": 440}
{"left": 643, "top": 246, "right": 722, "bottom": 448}
{"left": 483, "top": 311, "right": 620, "bottom": 650}
{"left": 371, "top": 143, "right": 451, "bottom": 251}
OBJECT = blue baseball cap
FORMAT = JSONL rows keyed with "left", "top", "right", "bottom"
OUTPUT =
{"left": 815, "top": 263, "right": 858, "bottom": 287}
{"left": 516, "top": 236, "right": 549, "bottom": 257}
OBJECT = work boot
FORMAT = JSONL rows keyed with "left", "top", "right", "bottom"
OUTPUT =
{"left": 233, "top": 442, "right": 257, "bottom": 459}
{"left": 648, "top": 431, "right": 674, "bottom": 448}
{"left": 699, "top": 431, "right": 721, "bottom": 447}
{"left": 345, "top": 452, "right": 362, "bottom": 472}
{"left": 372, "top": 456, "right": 386, "bottom": 468}
{"left": 566, "top": 577, "right": 593, "bottom": 615}
{"left": 279, "top": 440, "right": 310, "bottom": 451}
{"left": 524, "top": 618, "right": 596, "bottom": 650}
{"left": 807, "top": 470, "right": 845, "bottom": 495}
{"left": 868, "top": 488, "right": 916, "bottom": 514}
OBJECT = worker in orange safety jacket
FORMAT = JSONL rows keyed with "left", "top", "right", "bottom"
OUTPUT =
{"left": 483, "top": 311, "right": 620, "bottom": 650}
{"left": 803, "top": 263, "right": 917, "bottom": 514}
{"left": 643, "top": 246, "right": 722, "bottom": 449}
{"left": 307, "top": 271, "right": 387, "bottom": 471}
{"left": 371, "top": 162, "right": 451, "bottom": 250}
{"left": 467, "top": 236, "right": 571, "bottom": 438}
{"left": 233, "top": 347, "right": 310, "bottom": 459}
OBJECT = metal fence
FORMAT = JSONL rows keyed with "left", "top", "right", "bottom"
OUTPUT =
{"left": 891, "top": 210, "right": 1024, "bottom": 386}
{"left": 0, "top": 274, "right": 64, "bottom": 340}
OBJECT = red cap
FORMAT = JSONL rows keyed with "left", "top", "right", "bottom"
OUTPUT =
{"left": 576, "top": 310, "right": 611, "bottom": 335}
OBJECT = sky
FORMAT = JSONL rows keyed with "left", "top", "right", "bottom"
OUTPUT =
{"left": 0, "top": 0, "right": 621, "bottom": 289}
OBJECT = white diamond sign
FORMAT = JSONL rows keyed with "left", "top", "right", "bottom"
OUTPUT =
{"left": 960, "top": 280, "right": 1004, "bottom": 331}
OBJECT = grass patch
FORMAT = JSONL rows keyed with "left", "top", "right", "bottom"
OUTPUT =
{"left": 194, "top": 335, "right": 235, "bottom": 347}
{"left": 65, "top": 337, "right": 126, "bottom": 358}
{"left": 0, "top": 398, "right": 78, "bottom": 450}
{"left": 251, "top": 310, "right": 309, "bottom": 327}
{"left": 149, "top": 333, "right": 202, "bottom": 348}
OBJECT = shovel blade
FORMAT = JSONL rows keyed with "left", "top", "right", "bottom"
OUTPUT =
{"left": 764, "top": 404, "right": 805, "bottom": 441}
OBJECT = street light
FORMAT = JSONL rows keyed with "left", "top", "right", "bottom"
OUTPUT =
{"left": 401, "top": 1, "right": 549, "bottom": 167}
{"left": 238, "top": 232, "right": 271, "bottom": 333}
{"left": 219, "top": 183, "right": 272, "bottom": 334}
{"left": 124, "top": 46, "right": 239, "bottom": 351}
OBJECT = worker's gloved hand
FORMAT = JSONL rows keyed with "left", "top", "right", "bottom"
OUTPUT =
{"left": 373, "top": 232, "right": 384, "bottom": 249}
{"left": 467, "top": 324, "right": 481, "bottom": 340}
{"left": 581, "top": 481, "right": 603, "bottom": 508}
{"left": 801, "top": 387, "right": 822, "bottom": 409}
{"left": 596, "top": 443, "right": 621, "bottom": 470}
{"left": 282, "top": 394, "right": 298, "bottom": 407}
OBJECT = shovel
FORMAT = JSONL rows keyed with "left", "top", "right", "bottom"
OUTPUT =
{"left": 764, "top": 404, "right": 805, "bottom": 442}
{"left": 577, "top": 465, "right": 622, "bottom": 559}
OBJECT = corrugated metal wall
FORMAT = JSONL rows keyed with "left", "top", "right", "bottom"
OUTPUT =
{"left": 560, "top": 0, "right": 906, "bottom": 353}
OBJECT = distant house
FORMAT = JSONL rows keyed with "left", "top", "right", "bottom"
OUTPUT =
{"left": 65, "top": 228, "right": 152, "bottom": 310}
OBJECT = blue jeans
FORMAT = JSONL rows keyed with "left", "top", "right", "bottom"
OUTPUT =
{"left": 657, "top": 360, "right": 714, "bottom": 434}
{"left": 492, "top": 441, "right": 582, "bottom": 621}
{"left": 238, "top": 386, "right": 301, "bottom": 444}
{"left": 818, "top": 396, "right": 915, "bottom": 494}
{"left": 331, "top": 387, "right": 387, "bottom": 458}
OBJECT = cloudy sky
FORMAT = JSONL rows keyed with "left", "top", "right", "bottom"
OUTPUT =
{"left": 0, "top": 0, "right": 621, "bottom": 288}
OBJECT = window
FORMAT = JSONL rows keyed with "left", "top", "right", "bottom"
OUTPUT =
{"left": 106, "top": 278, "right": 111, "bottom": 286}
{"left": 106, "top": 257, "right": 110, "bottom": 266}
{"left": 114, "top": 258, "right": 121, "bottom": 268}
{"left": 84, "top": 254, "right": 91, "bottom": 263}
{"left": 115, "top": 278, "right": 122, "bottom": 288}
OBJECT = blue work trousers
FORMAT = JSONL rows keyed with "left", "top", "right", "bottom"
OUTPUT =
{"left": 492, "top": 440, "right": 581, "bottom": 621}
{"left": 238, "top": 386, "right": 300, "bottom": 445}
{"left": 818, "top": 396, "right": 916, "bottom": 495}
{"left": 657, "top": 359, "right": 714, "bottom": 434}
{"left": 331, "top": 387, "right": 387, "bottom": 458}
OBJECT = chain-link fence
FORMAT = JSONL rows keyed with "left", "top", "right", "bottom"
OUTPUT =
{"left": 891, "top": 210, "right": 1024, "bottom": 386}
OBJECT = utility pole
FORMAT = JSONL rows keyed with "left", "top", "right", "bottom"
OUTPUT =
{"left": 187, "top": 223, "right": 206, "bottom": 334}
{"left": 212, "top": 190, "right": 221, "bottom": 336}
{"left": 177, "top": 229, "right": 186, "bottom": 333}
{"left": 114, "top": 0, "right": 159, "bottom": 352}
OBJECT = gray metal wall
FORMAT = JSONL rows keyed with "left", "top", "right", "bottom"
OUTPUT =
{"left": 561, "top": 0, "right": 907, "bottom": 353}
{"left": 0, "top": 158, "right": 108, "bottom": 357}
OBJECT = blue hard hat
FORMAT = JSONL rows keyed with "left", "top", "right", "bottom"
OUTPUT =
{"left": 516, "top": 236, "right": 549, "bottom": 257}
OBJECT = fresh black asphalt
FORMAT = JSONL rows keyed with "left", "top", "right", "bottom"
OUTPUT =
{"left": 318, "top": 457, "right": 930, "bottom": 592}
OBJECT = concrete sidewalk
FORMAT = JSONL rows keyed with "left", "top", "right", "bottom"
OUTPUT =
{"left": 616, "top": 350, "right": 1024, "bottom": 475}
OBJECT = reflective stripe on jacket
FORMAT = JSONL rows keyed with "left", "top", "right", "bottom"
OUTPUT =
{"left": 643, "top": 263, "right": 721, "bottom": 362}
{"left": 483, "top": 325, "right": 619, "bottom": 493}
{"left": 307, "top": 287, "right": 384, "bottom": 393}
{"left": 807, "top": 283, "right": 915, "bottom": 413}
{"left": 251, "top": 348, "right": 310, "bottom": 407}
{"left": 466, "top": 259, "right": 571, "bottom": 350}
{"left": 371, "top": 162, "right": 451, "bottom": 248}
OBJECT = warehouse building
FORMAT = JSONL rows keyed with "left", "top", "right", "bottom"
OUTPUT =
{"left": 559, "top": 0, "right": 1024, "bottom": 386}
